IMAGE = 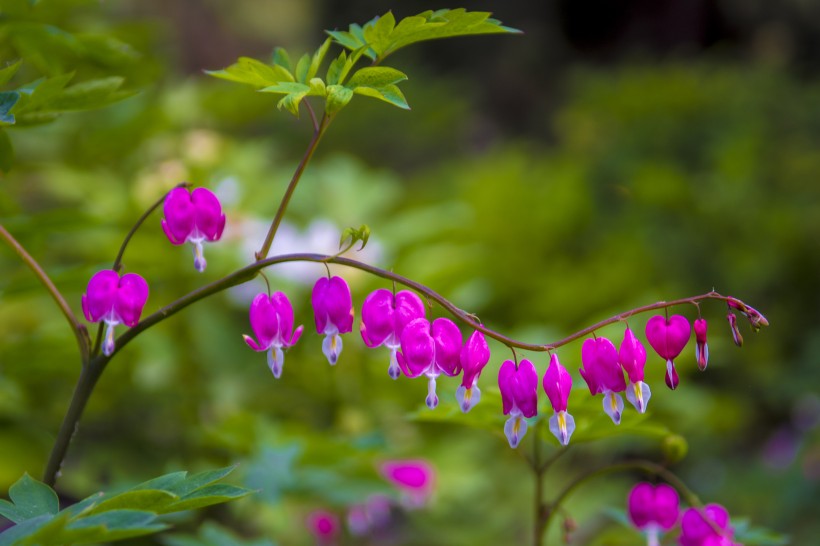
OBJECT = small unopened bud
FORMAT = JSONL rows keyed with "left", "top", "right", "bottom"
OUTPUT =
{"left": 665, "top": 360, "right": 680, "bottom": 390}
{"left": 745, "top": 305, "right": 769, "bottom": 331}
{"left": 727, "top": 312, "right": 743, "bottom": 347}
{"left": 694, "top": 318, "right": 709, "bottom": 371}
{"left": 662, "top": 434, "right": 689, "bottom": 464}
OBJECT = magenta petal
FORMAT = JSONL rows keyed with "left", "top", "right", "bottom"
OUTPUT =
{"left": 161, "top": 219, "right": 185, "bottom": 245}
{"left": 399, "top": 318, "right": 435, "bottom": 376}
{"left": 618, "top": 327, "right": 647, "bottom": 383}
{"left": 460, "top": 330, "right": 490, "bottom": 387}
{"left": 271, "top": 291, "right": 295, "bottom": 340}
{"left": 654, "top": 483, "right": 680, "bottom": 530}
{"left": 645, "top": 315, "right": 692, "bottom": 360}
{"left": 543, "top": 353, "right": 572, "bottom": 412}
{"left": 627, "top": 482, "right": 655, "bottom": 529}
{"left": 322, "top": 276, "right": 353, "bottom": 333}
{"left": 288, "top": 324, "right": 304, "bottom": 346}
{"left": 248, "top": 294, "right": 278, "bottom": 349}
{"left": 243, "top": 334, "right": 263, "bottom": 351}
{"left": 162, "top": 187, "right": 196, "bottom": 244}
{"left": 114, "top": 273, "right": 149, "bottom": 327}
{"left": 680, "top": 505, "right": 732, "bottom": 543}
{"left": 191, "top": 187, "right": 224, "bottom": 241}
{"left": 509, "top": 359, "right": 539, "bottom": 418}
{"left": 393, "top": 290, "right": 425, "bottom": 336}
{"left": 431, "top": 318, "right": 462, "bottom": 376}
{"left": 360, "top": 289, "right": 395, "bottom": 347}
{"left": 311, "top": 277, "right": 330, "bottom": 334}
{"left": 580, "top": 337, "right": 626, "bottom": 394}
{"left": 82, "top": 269, "right": 120, "bottom": 323}
{"left": 498, "top": 359, "right": 516, "bottom": 415}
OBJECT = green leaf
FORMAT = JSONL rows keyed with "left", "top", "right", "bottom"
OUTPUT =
{"left": 329, "top": 9, "right": 520, "bottom": 61}
{"left": 85, "top": 490, "right": 179, "bottom": 515}
{"left": 64, "top": 509, "right": 166, "bottom": 543}
{"left": 294, "top": 53, "right": 310, "bottom": 83}
{"left": 346, "top": 66, "right": 407, "bottom": 89}
{"left": 9, "top": 73, "right": 75, "bottom": 117}
{"left": 0, "top": 61, "right": 22, "bottom": 86}
{"left": 325, "top": 51, "right": 347, "bottom": 86}
{"left": 205, "top": 57, "right": 294, "bottom": 88}
{"left": 0, "top": 129, "right": 13, "bottom": 173}
{"left": 338, "top": 224, "right": 371, "bottom": 250}
{"left": 271, "top": 47, "right": 291, "bottom": 71}
{"left": 131, "top": 470, "right": 188, "bottom": 492}
{"left": 164, "top": 484, "right": 251, "bottom": 512}
{"left": 0, "top": 91, "right": 20, "bottom": 125}
{"left": 0, "top": 514, "right": 53, "bottom": 546}
{"left": 325, "top": 84, "right": 353, "bottom": 115}
{"left": 308, "top": 37, "right": 331, "bottom": 82}
{"left": 2, "top": 474, "right": 59, "bottom": 523}
{"left": 352, "top": 83, "right": 409, "bottom": 110}
{"left": 167, "top": 465, "right": 238, "bottom": 497}
{"left": 162, "top": 522, "right": 277, "bottom": 546}
{"left": 47, "top": 77, "right": 130, "bottom": 111}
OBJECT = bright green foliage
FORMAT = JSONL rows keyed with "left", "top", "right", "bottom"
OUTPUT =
{"left": 339, "top": 224, "right": 371, "bottom": 251}
{"left": 0, "top": 467, "right": 251, "bottom": 545}
{"left": 327, "top": 9, "right": 521, "bottom": 62}
{"left": 162, "top": 522, "right": 277, "bottom": 546}
{"left": 208, "top": 9, "right": 516, "bottom": 116}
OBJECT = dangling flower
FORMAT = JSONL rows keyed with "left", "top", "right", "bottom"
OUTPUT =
{"left": 82, "top": 269, "right": 149, "bottom": 356}
{"left": 579, "top": 337, "right": 627, "bottom": 424}
{"left": 619, "top": 327, "right": 652, "bottom": 413}
{"left": 627, "top": 482, "right": 680, "bottom": 546}
{"left": 694, "top": 318, "right": 709, "bottom": 371}
{"left": 161, "top": 186, "right": 226, "bottom": 272}
{"left": 380, "top": 459, "right": 435, "bottom": 508}
{"left": 243, "top": 292, "right": 303, "bottom": 378}
{"left": 311, "top": 276, "right": 354, "bottom": 365}
{"left": 456, "top": 330, "right": 491, "bottom": 413}
{"left": 645, "top": 315, "right": 691, "bottom": 390}
{"left": 396, "top": 318, "right": 462, "bottom": 409}
{"left": 542, "top": 353, "right": 575, "bottom": 445}
{"left": 305, "top": 509, "right": 340, "bottom": 546}
{"left": 498, "top": 359, "right": 538, "bottom": 448}
{"left": 360, "top": 289, "right": 426, "bottom": 379}
{"left": 679, "top": 504, "right": 741, "bottom": 546}
{"left": 727, "top": 311, "right": 743, "bottom": 347}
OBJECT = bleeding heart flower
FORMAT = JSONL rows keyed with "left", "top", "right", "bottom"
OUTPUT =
{"left": 456, "top": 330, "right": 491, "bottom": 413}
{"left": 311, "top": 276, "right": 354, "bottom": 365}
{"left": 542, "top": 353, "right": 575, "bottom": 445}
{"left": 243, "top": 292, "right": 303, "bottom": 378}
{"left": 619, "top": 327, "right": 651, "bottom": 413}
{"left": 305, "top": 509, "right": 340, "bottom": 546}
{"left": 82, "top": 269, "right": 149, "bottom": 356}
{"left": 380, "top": 460, "right": 435, "bottom": 508}
{"left": 627, "top": 482, "right": 680, "bottom": 546}
{"left": 360, "top": 289, "right": 426, "bottom": 379}
{"left": 645, "top": 315, "right": 691, "bottom": 390}
{"left": 579, "top": 337, "right": 627, "bottom": 424}
{"left": 679, "top": 505, "right": 741, "bottom": 546}
{"left": 694, "top": 318, "right": 709, "bottom": 371}
{"left": 498, "top": 359, "right": 538, "bottom": 448}
{"left": 161, "top": 186, "right": 226, "bottom": 272}
{"left": 396, "top": 317, "right": 462, "bottom": 409}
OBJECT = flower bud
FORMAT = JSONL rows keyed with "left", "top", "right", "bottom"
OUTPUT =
{"left": 727, "top": 312, "right": 743, "bottom": 347}
{"left": 694, "top": 318, "right": 709, "bottom": 371}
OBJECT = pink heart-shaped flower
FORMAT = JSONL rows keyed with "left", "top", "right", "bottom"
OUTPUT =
{"left": 645, "top": 315, "right": 692, "bottom": 360}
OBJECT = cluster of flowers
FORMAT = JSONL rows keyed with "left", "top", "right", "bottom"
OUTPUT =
{"left": 82, "top": 187, "right": 225, "bottom": 355}
{"left": 306, "top": 460, "right": 434, "bottom": 546}
{"left": 81, "top": 185, "right": 767, "bottom": 452}
{"left": 627, "top": 482, "right": 744, "bottom": 546}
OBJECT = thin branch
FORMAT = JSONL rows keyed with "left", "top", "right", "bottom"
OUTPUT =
{"left": 0, "top": 224, "right": 90, "bottom": 359}
{"left": 112, "top": 181, "right": 190, "bottom": 273}
{"left": 541, "top": 459, "right": 701, "bottom": 545}
{"left": 255, "top": 113, "right": 331, "bottom": 261}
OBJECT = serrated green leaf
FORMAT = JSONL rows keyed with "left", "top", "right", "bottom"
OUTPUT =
{"left": 6, "top": 474, "right": 59, "bottom": 522}
{"left": 325, "top": 84, "right": 353, "bottom": 115}
{"left": 86, "top": 489, "right": 179, "bottom": 515}
{"left": 164, "top": 484, "right": 251, "bottom": 512}
{"left": 325, "top": 51, "right": 347, "bottom": 86}
{"left": 259, "top": 81, "right": 310, "bottom": 96}
{"left": 47, "top": 77, "right": 126, "bottom": 110}
{"left": 0, "top": 129, "right": 13, "bottom": 173}
{"left": 64, "top": 509, "right": 166, "bottom": 543}
{"left": 272, "top": 47, "right": 291, "bottom": 71}
{"left": 308, "top": 37, "right": 331, "bottom": 82}
{"left": 0, "top": 514, "right": 53, "bottom": 546}
{"left": 308, "top": 78, "right": 326, "bottom": 96}
{"left": 131, "top": 470, "right": 188, "bottom": 492}
{"left": 294, "top": 53, "right": 310, "bottom": 83}
{"left": 347, "top": 66, "right": 407, "bottom": 89}
{"left": 10, "top": 73, "right": 74, "bottom": 115}
{"left": 0, "top": 91, "right": 20, "bottom": 125}
{"left": 0, "top": 60, "right": 22, "bottom": 86}
{"left": 206, "top": 57, "right": 294, "bottom": 88}
{"left": 167, "top": 465, "right": 238, "bottom": 497}
{"left": 352, "top": 83, "right": 409, "bottom": 109}
{"left": 329, "top": 9, "right": 520, "bottom": 62}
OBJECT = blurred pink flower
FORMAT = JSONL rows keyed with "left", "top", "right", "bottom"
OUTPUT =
{"left": 306, "top": 509, "right": 340, "bottom": 545}
{"left": 380, "top": 459, "right": 435, "bottom": 508}
{"left": 627, "top": 482, "right": 679, "bottom": 546}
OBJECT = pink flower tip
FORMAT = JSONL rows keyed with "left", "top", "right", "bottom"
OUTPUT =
{"left": 380, "top": 460, "right": 435, "bottom": 508}
{"left": 306, "top": 509, "right": 340, "bottom": 544}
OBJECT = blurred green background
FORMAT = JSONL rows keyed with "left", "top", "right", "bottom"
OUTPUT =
{"left": 1, "top": 0, "right": 818, "bottom": 544}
